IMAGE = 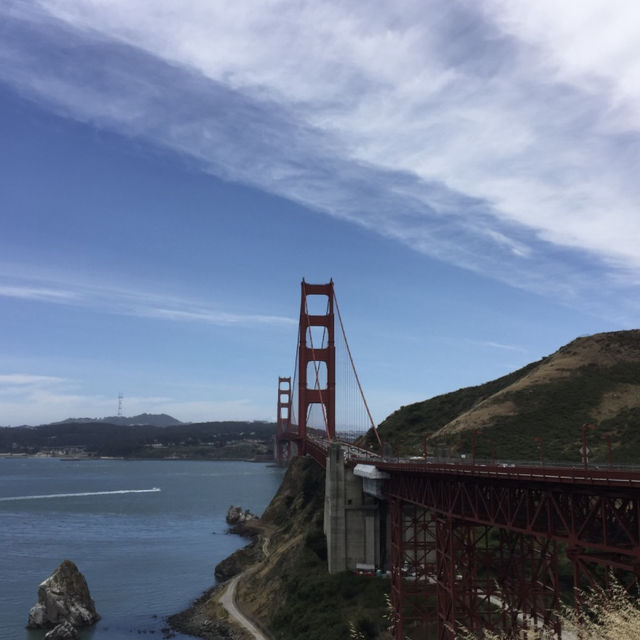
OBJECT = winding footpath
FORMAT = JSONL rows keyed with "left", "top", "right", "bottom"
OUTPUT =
{"left": 218, "top": 534, "right": 273, "bottom": 640}
{"left": 219, "top": 574, "right": 269, "bottom": 640}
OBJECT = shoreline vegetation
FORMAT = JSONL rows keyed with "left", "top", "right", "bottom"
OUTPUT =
{"left": 0, "top": 420, "right": 275, "bottom": 461}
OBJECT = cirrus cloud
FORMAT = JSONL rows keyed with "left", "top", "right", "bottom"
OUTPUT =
{"left": 1, "top": 0, "right": 639, "bottom": 322}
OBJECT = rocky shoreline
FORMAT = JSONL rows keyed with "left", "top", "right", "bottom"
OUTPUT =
{"left": 167, "top": 506, "right": 264, "bottom": 640}
{"left": 168, "top": 584, "right": 249, "bottom": 640}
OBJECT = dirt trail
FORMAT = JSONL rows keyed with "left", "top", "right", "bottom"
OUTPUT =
{"left": 219, "top": 573, "right": 270, "bottom": 640}
{"left": 218, "top": 534, "right": 274, "bottom": 640}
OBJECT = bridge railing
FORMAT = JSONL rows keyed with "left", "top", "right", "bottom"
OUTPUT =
{"left": 367, "top": 458, "right": 640, "bottom": 487}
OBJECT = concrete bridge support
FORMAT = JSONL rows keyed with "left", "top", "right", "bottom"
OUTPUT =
{"left": 324, "top": 443, "right": 388, "bottom": 574}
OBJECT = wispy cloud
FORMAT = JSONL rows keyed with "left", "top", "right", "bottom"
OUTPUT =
{"left": 137, "top": 307, "right": 295, "bottom": 327}
{"left": 464, "top": 339, "right": 528, "bottom": 354}
{"left": 0, "top": 373, "right": 89, "bottom": 425}
{"left": 1, "top": 1, "right": 640, "bottom": 318}
{"left": 0, "top": 373, "right": 67, "bottom": 387}
{"left": 0, "top": 268, "right": 295, "bottom": 328}
{"left": 0, "top": 285, "right": 79, "bottom": 303}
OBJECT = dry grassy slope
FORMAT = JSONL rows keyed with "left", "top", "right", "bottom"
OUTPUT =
{"left": 234, "top": 457, "right": 391, "bottom": 640}
{"left": 376, "top": 329, "right": 640, "bottom": 462}
{"left": 235, "top": 456, "right": 325, "bottom": 624}
{"left": 436, "top": 330, "right": 640, "bottom": 437}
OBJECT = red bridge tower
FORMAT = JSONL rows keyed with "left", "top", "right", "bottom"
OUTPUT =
{"left": 298, "top": 279, "right": 335, "bottom": 443}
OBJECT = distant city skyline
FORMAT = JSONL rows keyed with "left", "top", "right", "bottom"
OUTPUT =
{"left": 1, "top": 1, "right": 639, "bottom": 426}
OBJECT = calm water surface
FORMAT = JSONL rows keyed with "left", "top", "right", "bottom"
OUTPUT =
{"left": 0, "top": 457, "right": 284, "bottom": 639}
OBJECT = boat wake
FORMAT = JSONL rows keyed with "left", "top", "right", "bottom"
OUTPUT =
{"left": 0, "top": 488, "right": 161, "bottom": 502}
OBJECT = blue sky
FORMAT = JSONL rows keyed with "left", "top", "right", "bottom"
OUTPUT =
{"left": 1, "top": 1, "right": 639, "bottom": 426}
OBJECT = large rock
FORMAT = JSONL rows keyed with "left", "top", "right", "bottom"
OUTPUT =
{"left": 27, "top": 560, "right": 100, "bottom": 629}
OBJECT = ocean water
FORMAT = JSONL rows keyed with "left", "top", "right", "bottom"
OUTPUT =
{"left": 0, "top": 457, "right": 285, "bottom": 639}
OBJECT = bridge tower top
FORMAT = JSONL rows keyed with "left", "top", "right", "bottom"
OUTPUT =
{"left": 298, "top": 279, "right": 335, "bottom": 441}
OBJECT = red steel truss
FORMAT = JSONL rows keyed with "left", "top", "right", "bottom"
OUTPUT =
{"left": 390, "top": 501, "right": 438, "bottom": 639}
{"left": 385, "top": 467, "right": 640, "bottom": 639}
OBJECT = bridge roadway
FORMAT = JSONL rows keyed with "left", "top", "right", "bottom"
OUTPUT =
{"left": 305, "top": 431, "right": 640, "bottom": 487}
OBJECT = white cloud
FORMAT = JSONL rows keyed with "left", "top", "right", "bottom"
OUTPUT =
{"left": 135, "top": 307, "right": 295, "bottom": 327}
{"left": 464, "top": 340, "right": 528, "bottom": 354}
{"left": 0, "top": 373, "right": 67, "bottom": 387}
{"left": 483, "top": 0, "right": 640, "bottom": 129}
{"left": 2, "top": 1, "right": 640, "bottom": 315}
{"left": 0, "top": 373, "right": 96, "bottom": 425}
{"left": 0, "top": 285, "right": 78, "bottom": 302}
{"left": 0, "top": 268, "right": 294, "bottom": 328}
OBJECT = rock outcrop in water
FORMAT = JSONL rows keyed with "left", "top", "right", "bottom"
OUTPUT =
{"left": 225, "top": 505, "right": 258, "bottom": 525}
{"left": 225, "top": 505, "right": 260, "bottom": 536}
{"left": 27, "top": 559, "right": 100, "bottom": 630}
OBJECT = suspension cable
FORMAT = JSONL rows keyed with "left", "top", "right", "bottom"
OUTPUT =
{"left": 290, "top": 340, "right": 299, "bottom": 428}
{"left": 334, "top": 291, "right": 382, "bottom": 449}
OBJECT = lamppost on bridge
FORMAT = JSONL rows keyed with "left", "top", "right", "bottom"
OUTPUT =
{"left": 602, "top": 433, "right": 612, "bottom": 468}
{"left": 472, "top": 429, "right": 480, "bottom": 466}
{"left": 582, "top": 423, "right": 596, "bottom": 469}
{"left": 535, "top": 436, "right": 545, "bottom": 467}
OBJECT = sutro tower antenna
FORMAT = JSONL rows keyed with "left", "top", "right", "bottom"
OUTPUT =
{"left": 117, "top": 392, "right": 124, "bottom": 418}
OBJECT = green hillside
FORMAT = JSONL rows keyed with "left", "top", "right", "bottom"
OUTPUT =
{"left": 373, "top": 330, "right": 640, "bottom": 465}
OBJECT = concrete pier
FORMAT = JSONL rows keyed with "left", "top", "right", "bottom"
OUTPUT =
{"left": 324, "top": 443, "right": 388, "bottom": 574}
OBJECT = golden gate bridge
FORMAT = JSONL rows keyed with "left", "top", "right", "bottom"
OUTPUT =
{"left": 275, "top": 280, "right": 640, "bottom": 640}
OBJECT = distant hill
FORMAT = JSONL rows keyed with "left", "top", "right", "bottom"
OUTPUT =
{"left": 53, "top": 413, "right": 182, "bottom": 427}
{"left": 373, "top": 329, "right": 640, "bottom": 464}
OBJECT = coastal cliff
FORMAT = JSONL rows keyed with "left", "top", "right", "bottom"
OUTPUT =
{"left": 171, "top": 457, "right": 390, "bottom": 640}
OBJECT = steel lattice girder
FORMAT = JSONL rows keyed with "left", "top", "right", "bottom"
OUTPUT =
{"left": 433, "top": 518, "right": 557, "bottom": 639}
{"left": 389, "top": 502, "right": 560, "bottom": 639}
{"left": 390, "top": 499, "right": 438, "bottom": 640}
{"left": 386, "top": 472, "right": 640, "bottom": 639}
{"left": 387, "top": 472, "right": 640, "bottom": 566}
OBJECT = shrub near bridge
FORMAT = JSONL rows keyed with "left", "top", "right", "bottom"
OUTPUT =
{"left": 268, "top": 523, "right": 390, "bottom": 640}
{"left": 463, "top": 581, "right": 640, "bottom": 640}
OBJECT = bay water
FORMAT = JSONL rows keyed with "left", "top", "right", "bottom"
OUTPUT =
{"left": 0, "top": 457, "right": 285, "bottom": 639}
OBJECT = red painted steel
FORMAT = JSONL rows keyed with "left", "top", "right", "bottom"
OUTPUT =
{"left": 390, "top": 500, "right": 438, "bottom": 639}
{"left": 275, "top": 377, "right": 293, "bottom": 464}
{"left": 384, "top": 467, "right": 640, "bottom": 638}
{"left": 298, "top": 279, "right": 335, "bottom": 442}
{"left": 304, "top": 436, "right": 328, "bottom": 469}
